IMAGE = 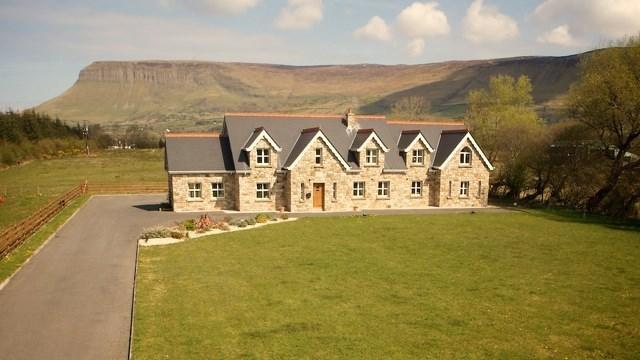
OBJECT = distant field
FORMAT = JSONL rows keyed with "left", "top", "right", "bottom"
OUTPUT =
{"left": 134, "top": 212, "right": 640, "bottom": 359}
{"left": 0, "top": 150, "right": 165, "bottom": 230}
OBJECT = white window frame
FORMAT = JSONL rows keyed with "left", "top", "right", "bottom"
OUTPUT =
{"left": 411, "top": 149, "right": 424, "bottom": 165}
{"left": 353, "top": 181, "right": 365, "bottom": 198}
{"left": 211, "top": 182, "right": 224, "bottom": 199}
{"left": 365, "top": 149, "right": 379, "bottom": 165}
{"left": 256, "top": 148, "right": 270, "bottom": 165}
{"left": 460, "top": 147, "right": 471, "bottom": 166}
{"left": 411, "top": 181, "right": 422, "bottom": 197}
{"left": 256, "top": 182, "right": 270, "bottom": 199}
{"left": 460, "top": 181, "right": 470, "bottom": 197}
{"left": 315, "top": 148, "right": 323, "bottom": 165}
{"left": 187, "top": 183, "right": 202, "bottom": 200}
{"left": 377, "top": 181, "right": 390, "bottom": 198}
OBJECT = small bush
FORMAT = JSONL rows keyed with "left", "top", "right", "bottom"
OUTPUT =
{"left": 280, "top": 213, "right": 289, "bottom": 220}
{"left": 140, "top": 227, "right": 171, "bottom": 240}
{"left": 229, "top": 218, "right": 243, "bottom": 227}
{"left": 182, "top": 219, "right": 196, "bottom": 231}
{"left": 255, "top": 213, "right": 270, "bottom": 223}
{"left": 270, "top": 217, "right": 278, "bottom": 222}
{"left": 246, "top": 218, "right": 256, "bottom": 226}
{"left": 238, "top": 220, "right": 248, "bottom": 228}
{"left": 170, "top": 231, "right": 185, "bottom": 239}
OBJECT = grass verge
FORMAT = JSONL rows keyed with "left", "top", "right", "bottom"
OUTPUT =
{"left": 0, "top": 195, "right": 89, "bottom": 284}
{"left": 134, "top": 212, "right": 640, "bottom": 359}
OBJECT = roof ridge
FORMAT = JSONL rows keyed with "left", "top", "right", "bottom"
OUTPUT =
{"left": 301, "top": 127, "right": 322, "bottom": 133}
{"left": 165, "top": 132, "right": 220, "bottom": 138}
{"left": 441, "top": 129, "right": 469, "bottom": 134}
{"left": 225, "top": 112, "right": 386, "bottom": 119}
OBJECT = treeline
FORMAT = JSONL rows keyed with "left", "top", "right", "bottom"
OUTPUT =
{"left": 467, "top": 37, "right": 640, "bottom": 218}
{"left": 0, "top": 110, "right": 85, "bottom": 165}
{"left": 0, "top": 111, "right": 164, "bottom": 166}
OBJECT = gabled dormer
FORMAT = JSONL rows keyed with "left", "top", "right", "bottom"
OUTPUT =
{"left": 283, "top": 127, "right": 351, "bottom": 171}
{"left": 431, "top": 130, "right": 494, "bottom": 171}
{"left": 398, "top": 130, "right": 434, "bottom": 168}
{"left": 349, "top": 129, "right": 390, "bottom": 167}
{"left": 242, "top": 127, "right": 282, "bottom": 168}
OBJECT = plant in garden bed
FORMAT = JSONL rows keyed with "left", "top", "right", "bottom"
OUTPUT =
{"left": 255, "top": 213, "right": 271, "bottom": 223}
{"left": 140, "top": 227, "right": 171, "bottom": 240}
{"left": 246, "top": 218, "right": 256, "bottom": 226}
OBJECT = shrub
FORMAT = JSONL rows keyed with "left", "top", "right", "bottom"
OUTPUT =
{"left": 270, "top": 217, "right": 278, "bottom": 222}
{"left": 170, "top": 231, "right": 185, "bottom": 239}
{"left": 246, "top": 218, "right": 256, "bottom": 226}
{"left": 280, "top": 213, "right": 289, "bottom": 220}
{"left": 255, "top": 213, "right": 270, "bottom": 223}
{"left": 229, "top": 218, "right": 242, "bottom": 227}
{"left": 196, "top": 214, "right": 213, "bottom": 231}
{"left": 182, "top": 219, "right": 196, "bottom": 231}
{"left": 238, "top": 220, "right": 248, "bottom": 228}
{"left": 140, "top": 227, "right": 171, "bottom": 240}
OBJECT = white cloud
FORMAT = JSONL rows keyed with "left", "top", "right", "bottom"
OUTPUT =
{"left": 396, "top": 2, "right": 450, "bottom": 39}
{"left": 179, "top": 0, "right": 260, "bottom": 15}
{"left": 537, "top": 24, "right": 583, "bottom": 47}
{"left": 354, "top": 16, "right": 392, "bottom": 42}
{"left": 534, "top": 0, "right": 640, "bottom": 39}
{"left": 275, "top": 0, "right": 323, "bottom": 30}
{"left": 407, "top": 38, "right": 425, "bottom": 57}
{"left": 463, "top": 0, "right": 518, "bottom": 44}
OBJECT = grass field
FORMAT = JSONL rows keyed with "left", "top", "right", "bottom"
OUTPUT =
{"left": 134, "top": 212, "right": 640, "bottom": 359}
{"left": 0, "top": 150, "right": 164, "bottom": 230}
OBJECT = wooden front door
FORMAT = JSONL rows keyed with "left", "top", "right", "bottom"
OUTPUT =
{"left": 313, "top": 183, "right": 325, "bottom": 210}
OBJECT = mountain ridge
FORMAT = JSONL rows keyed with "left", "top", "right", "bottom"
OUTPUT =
{"left": 36, "top": 53, "right": 585, "bottom": 131}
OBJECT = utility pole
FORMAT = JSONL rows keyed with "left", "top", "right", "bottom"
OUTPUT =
{"left": 83, "top": 121, "right": 90, "bottom": 156}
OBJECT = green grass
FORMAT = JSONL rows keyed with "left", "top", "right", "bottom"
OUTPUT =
{"left": 134, "top": 212, "right": 640, "bottom": 359}
{"left": 0, "top": 150, "right": 164, "bottom": 230}
{"left": 0, "top": 195, "right": 88, "bottom": 283}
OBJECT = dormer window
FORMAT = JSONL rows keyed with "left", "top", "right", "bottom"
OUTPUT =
{"left": 256, "top": 148, "right": 270, "bottom": 165}
{"left": 411, "top": 149, "right": 424, "bottom": 165}
{"left": 365, "top": 149, "right": 379, "bottom": 165}
{"left": 460, "top": 147, "right": 471, "bottom": 166}
{"left": 315, "top": 148, "right": 322, "bottom": 165}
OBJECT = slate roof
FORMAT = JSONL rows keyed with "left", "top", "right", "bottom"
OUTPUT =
{"left": 431, "top": 130, "right": 468, "bottom": 168}
{"left": 164, "top": 133, "right": 234, "bottom": 172}
{"left": 397, "top": 130, "right": 431, "bottom": 152}
{"left": 165, "top": 113, "right": 471, "bottom": 173}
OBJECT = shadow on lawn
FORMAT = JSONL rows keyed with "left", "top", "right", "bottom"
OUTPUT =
{"left": 521, "top": 208, "right": 640, "bottom": 233}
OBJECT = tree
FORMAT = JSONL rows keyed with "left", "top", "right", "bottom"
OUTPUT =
{"left": 568, "top": 36, "right": 640, "bottom": 212}
{"left": 465, "top": 75, "right": 542, "bottom": 197}
{"left": 389, "top": 96, "right": 431, "bottom": 120}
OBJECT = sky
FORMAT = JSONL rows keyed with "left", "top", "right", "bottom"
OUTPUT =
{"left": 1, "top": 0, "right": 639, "bottom": 108}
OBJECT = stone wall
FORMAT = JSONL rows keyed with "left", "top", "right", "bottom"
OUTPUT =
{"left": 171, "top": 173, "right": 236, "bottom": 212}
{"left": 236, "top": 138, "right": 284, "bottom": 211}
{"left": 435, "top": 138, "right": 490, "bottom": 207}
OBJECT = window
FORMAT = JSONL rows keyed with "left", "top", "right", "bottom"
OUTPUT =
{"left": 315, "top": 148, "right": 322, "bottom": 165}
{"left": 211, "top": 182, "right": 224, "bottom": 199}
{"left": 460, "top": 181, "right": 469, "bottom": 197}
{"left": 353, "top": 181, "right": 365, "bottom": 198}
{"left": 256, "top": 182, "right": 270, "bottom": 199}
{"left": 411, "top": 181, "right": 422, "bottom": 196}
{"left": 256, "top": 148, "right": 270, "bottom": 165}
{"left": 300, "top": 183, "right": 305, "bottom": 200}
{"left": 365, "top": 149, "right": 379, "bottom": 165}
{"left": 448, "top": 181, "right": 452, "bottom": 197}
{"left": 478, "top": 181, "right": 482, "bottom": 197}
{"left": 332, "top": 182, "right": 337, "bottom": 200}
{"left": 460, "top": 147, "right": 471, "bottom": 165}
{"left": 188, "top": 183, "right": 202, "bottom": 199}
{"left": 411, "top": 149, "right": 424, "bottom": 165}
{"left": 377, "top": 181, "right": 390, "bottom": 198}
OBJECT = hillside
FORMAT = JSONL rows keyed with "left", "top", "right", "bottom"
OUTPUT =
{"left": 36, "top": 54, "right": 583, "bottom": 131}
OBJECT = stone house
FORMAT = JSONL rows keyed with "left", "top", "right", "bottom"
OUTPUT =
{"left": 164, "top": 111, "right": 493, "bottom": 212}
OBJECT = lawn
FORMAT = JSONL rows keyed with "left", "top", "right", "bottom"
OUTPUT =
{"left": 134, "top": 212, "right": 640, "bottom": 359}
{"left": 0, "top": 150, "right": 164, "bottom": 230}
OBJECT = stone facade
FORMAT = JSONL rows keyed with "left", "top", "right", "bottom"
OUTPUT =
{"left": 169, "top": 135, "right": 490, "bottom": 212}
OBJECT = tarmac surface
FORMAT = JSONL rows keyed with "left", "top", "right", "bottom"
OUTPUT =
{"left": 0, "top": 194, "right": 508, "bottom": 359}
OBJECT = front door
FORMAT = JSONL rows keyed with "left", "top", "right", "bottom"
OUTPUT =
{"left": 313, "top": 183, "right": 325, "bottom": 210}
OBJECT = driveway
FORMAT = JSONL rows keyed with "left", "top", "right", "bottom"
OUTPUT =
{"left": 0, "top": 195, "right": 196, "bottom": 360}
{"left": 0, "top": 195, "right": 508, "bottom": 359}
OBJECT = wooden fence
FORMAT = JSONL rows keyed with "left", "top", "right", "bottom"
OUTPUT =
{"left": 0, "top": 181, "right": 168, "bottom": 259}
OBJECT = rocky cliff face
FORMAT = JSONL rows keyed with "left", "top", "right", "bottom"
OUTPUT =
{"left": 78, "top": 61, "right": 216, "bottom": 84}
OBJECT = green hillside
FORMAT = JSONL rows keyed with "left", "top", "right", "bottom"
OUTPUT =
{"left": 36, "top": 53, "right": 584, "bottom": 131}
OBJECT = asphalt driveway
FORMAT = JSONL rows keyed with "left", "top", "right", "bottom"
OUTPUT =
{"left": 0, "top": 195, "right": 195, "bottom": 360}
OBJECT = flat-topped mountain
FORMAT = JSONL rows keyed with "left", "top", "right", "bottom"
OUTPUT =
{"left": 36, "top": 53, "right": 584, "bottom": 131}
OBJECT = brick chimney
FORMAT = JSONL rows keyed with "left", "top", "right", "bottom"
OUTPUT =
{"left": 343, "top": 108, "right": 359, "bottom": 132}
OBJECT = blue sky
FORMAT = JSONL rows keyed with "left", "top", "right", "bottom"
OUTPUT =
{"left": 1, "top": 0, "right": 639, "bottom": 108}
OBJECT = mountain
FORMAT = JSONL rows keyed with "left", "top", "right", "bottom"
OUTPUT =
{"left": 35, "top": 53, "right": 584, "bottom": 131}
